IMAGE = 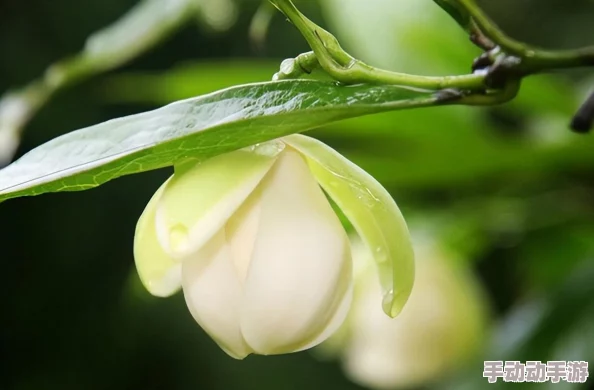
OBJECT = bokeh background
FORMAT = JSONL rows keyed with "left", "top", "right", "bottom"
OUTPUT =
{"left": 2, "top": 0, "right": 594, "bottom": 389}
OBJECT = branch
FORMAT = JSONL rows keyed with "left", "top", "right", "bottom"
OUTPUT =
{"left": 270, "top": 0, "right": 594, "bottom": 132}
{"left": 436, "top": 0, "right": 594, "bottom": 70}
{"left": 0, "top": 0, "right": 200, "bottom": 167}
{"left": 269, "top": 0, "right": 485, "bottom": 91}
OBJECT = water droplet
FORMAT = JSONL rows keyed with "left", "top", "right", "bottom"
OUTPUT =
{"left": 251, "top": 140, "right": 286, "bottom": 157}
{"left": 382, "top": 288, "right": 408, "bottom": 318}
{"left": 374, "top": 246, "right": 388, "bottom": 262}
{"left": 325, "top": 169, "right": 384, "bottom": 208}
{"left": 169, "top": 224, "right": 189, "bottom": 252}
{"left": 382, "top": 288, "right": 394, "bottom": 315}
{"left": 350, "top": 185, "right": 381, "bottom": 209}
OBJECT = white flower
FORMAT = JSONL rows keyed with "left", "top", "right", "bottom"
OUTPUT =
{"left": 327, "top": 236, "right": 488, "bottom": 389}
{"left": 133, "top": 135, "right": 415, "bottom": 359}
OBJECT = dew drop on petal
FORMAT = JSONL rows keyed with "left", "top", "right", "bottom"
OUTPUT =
{"left": 382, "top": 287, "right": 409, "bottom": 318}
{"left": 169, "top": 224, "right": 189, "bottom": 253}
{"left": 325, "top": 169, "right": 382, "bottom": 209}
{"left": 375, "top": 246, "right": 387, "bottom": 263}
{"left": 251, "top": 140, "right": 286, "bottom": 157}
{"left": 382, "top": 288, "right": 394, "bottom": 315}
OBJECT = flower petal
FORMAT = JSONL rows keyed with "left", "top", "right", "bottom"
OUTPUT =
{"left": 284, "top": 134, "right": 414, "bottom": 318}
{"left": 134, "top": 178, "right": 182, "bottom": 297}
{"left": 239, "top": 149, "right": 352, "bottom": 354}
{"left": 225, "top": 186, "right": 262, "bottom": 284}
{"left": 296, "top": 281, "right": 353, "bottom": 352}
{"left": 156, "top": 143, "right": 283, "bottom": 259}
{"left": 182, "top": 230, "right": 252, "bottom": 359}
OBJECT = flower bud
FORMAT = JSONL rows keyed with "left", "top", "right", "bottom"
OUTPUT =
{"left": 134, "top": 135, "right": 416, "bottom": 358}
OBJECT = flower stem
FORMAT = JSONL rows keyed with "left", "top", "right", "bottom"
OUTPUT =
{"left": 269, "top": 0, "right": 486, "bottom": 91}
{"left": 437, "top": 0, "right": 594, "bottom": 71}
{"left": 270, "top": 0, "right": 594, "bottom": 131}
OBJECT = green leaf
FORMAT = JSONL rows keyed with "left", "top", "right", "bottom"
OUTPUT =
{"left": 0, "top": 80, "right": 440, "bottom": 203}
{"left": 284, "top": 134, "right": 415, "bottom": 318}
{"left": 432, "top": 0, "right": 472, "bottom": 32}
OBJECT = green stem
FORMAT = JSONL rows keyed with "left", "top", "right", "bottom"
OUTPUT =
{"left": 270, "top": 0, "right": 592, "bottom": 126}
{"left": 457, "top": 0, "right": 594, "bottom": 70}
{"left": 270, "top": 0, "right": 486, "bottom": 90}
{"left": 458, "top": 79, "right": 521, "bottom": 106}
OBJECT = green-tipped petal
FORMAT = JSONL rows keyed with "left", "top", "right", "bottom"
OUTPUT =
{"left": 284, "top": 134, "right": 414, "bottom": 317}
{"left": 134, "top": 178, "right": 182, "bottom": 297}
{"left": 155, "top": 142, "right": 284, "bottom": 259}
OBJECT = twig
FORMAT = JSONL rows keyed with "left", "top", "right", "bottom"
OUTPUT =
{"left": 270, "top": 0, "right": 594, "bottom": 132}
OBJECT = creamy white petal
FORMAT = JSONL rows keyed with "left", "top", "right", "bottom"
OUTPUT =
{"left": 156, "top": 147, "right": 280, "bottom": 259}
{"left": 225, "top": 186, "right": 262, "bottom": 285}
{"left": 182, "top": 230, "right": 252, "bottom": 359}
{"left": 134, "top": 178, "right": 182, "bottom": 297}
{"left": 296, "top": 281, "right": 353, "bottom": 352}
{"left": 240, "top": 149, "right": 352, "bottom": 354}
{"left": 285, "top": 134, "right": 414, "bottom": 318}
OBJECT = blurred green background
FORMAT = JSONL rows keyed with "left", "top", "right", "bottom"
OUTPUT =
{"left": 2, "top": 0, "right": 594, "bottom": 389}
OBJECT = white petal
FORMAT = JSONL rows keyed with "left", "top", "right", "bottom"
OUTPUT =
{"left": 156, "top": 146, "right": 281, "bottom": 259}
{"left": 225, "top": 186, "right": 262, "bottom": 284}
{"left": 296, "top": 282, "right": 353, "bottom": 352}
{"left": 181, "top": 230, "right": 252, "bottom": 359}
{"left": 284, "top": 134, "right": 414, "bottom": 318}
{"left": 134, "top": 178, "right": 182, "bottom": 297}
{"left": 240, "top": 149, "right": 352, "bottom": 354}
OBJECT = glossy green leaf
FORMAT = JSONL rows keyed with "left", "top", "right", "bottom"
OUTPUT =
{"left": 102, "top": 63, "right": 594, "bottom": 191}
{"left": 0, "top": 80, "right": 441, "bottom": 203}
{"left": 285, "top": 134, "right": 415, "bottom": 318}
